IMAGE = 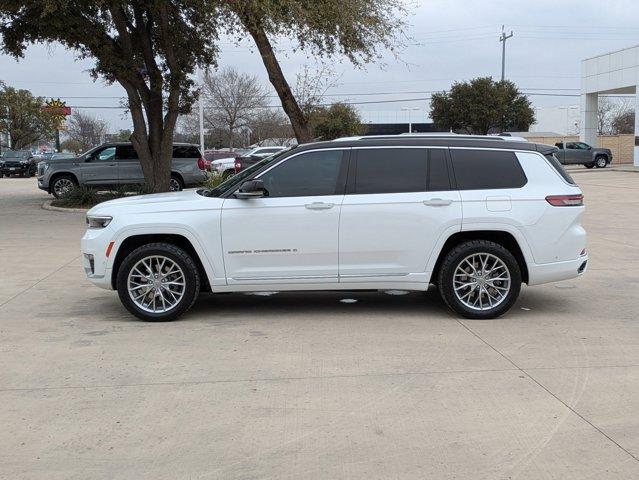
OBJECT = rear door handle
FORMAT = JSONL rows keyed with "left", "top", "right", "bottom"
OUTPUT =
{"left": 305, "top": 202, "right": 334, "bottom": 210}
{"left": 423, "top": 198, "right": 452, "bottom": 207}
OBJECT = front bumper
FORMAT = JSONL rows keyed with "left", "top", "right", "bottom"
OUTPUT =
{"left": 1, "top": 164, "right": 30, "bottom": 174}
{"left": 81, "top": 226, "right": 116, "bottom": 290}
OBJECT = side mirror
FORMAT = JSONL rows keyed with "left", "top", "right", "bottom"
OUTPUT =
{"left": 235, "top": 179, "right": 266, "bottom": 199}
{"left": 587, "top": 145, "right": 592, "bottom": 150}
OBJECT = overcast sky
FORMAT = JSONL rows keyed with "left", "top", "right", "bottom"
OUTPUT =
{"left": 2, "top": 0, "right": 639, "bottom": 131}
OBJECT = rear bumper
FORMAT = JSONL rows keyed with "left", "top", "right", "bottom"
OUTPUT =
{"left": 527, "top": 255, "right": 588, "bottom": 286}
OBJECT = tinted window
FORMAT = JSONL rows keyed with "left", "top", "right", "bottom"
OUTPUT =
{"left": 116, "top": 145, "right": 139, "bottom": 160}
{"left": 428, "top": 149, "right": 451, "bottom": 191}
{"left": 173, "top": 146, "right": 200, "bottom": 158}
{"left": 258, "top": 150, "right": 345, "bottom": 197}
{"left": 545, "top": 153, "right": 576, "bottom": 185}
{"left": 354, "top": 148, "right": 429, "bottom": 194}
{"left": 450, "top": 149, "right": 527, "bottom": 190}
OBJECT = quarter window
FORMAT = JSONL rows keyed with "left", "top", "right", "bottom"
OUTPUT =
{"left": 173, "top": 146, "right": 201, "bottom": 158}
{"left": 258, "top": 150, "right": 346, "bottom": 197}
{"left": 450, "top": 149, "right": 527, "bottom": 190}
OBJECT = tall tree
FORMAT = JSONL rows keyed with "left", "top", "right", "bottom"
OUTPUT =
{"left": 247, "top": 109, "right": 293, "bottom": 145}
{"left": 0, "top": 2, "right": 220, "bottom": 191}
{"left": 611, "top": 109, "right": 635, "bottom": 135}
{"left": 65, "top": 110, "right": 109, "bottom": 152}
{"left": 223, "top": 0, "right": 407, "bottom": 144}
{"left": 202, "top": 67, "right": 268, "bottom": 150}
{"left": 0, "top": 83, "right": 57, "bottom": 149}
{"left": 309, "top": 102, "right": 363, "bottom": 140}
{"left": 430, "top": 77, "right": 535, "bottom": 135}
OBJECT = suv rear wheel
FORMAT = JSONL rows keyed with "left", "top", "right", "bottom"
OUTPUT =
{"left": 169, "top": 174, "right": 183, "bottom": 192}
{"left": 437, "top": 240, "right": 522, "bottom": 319}
{"left": 116, "top": 242, "right": 200, "bottom": 321}
{"left": 595, "top": 156, "right": 608, "bottom": 168}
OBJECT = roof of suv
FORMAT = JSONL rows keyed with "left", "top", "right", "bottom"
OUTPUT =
{"left": 291, "top": 136, "right": 557, "bottom": 156}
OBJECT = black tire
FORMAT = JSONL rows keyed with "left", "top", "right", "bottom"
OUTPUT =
{"left": 116, "top": 242, "right": 200, "bottom": 321}
{"left": 585, "top": 163, "right": 595, "bottom": 169}
{"left": 437, "top": 240, "right": 522, "bottom": 319}
{"left": 51, "top": 174, "right": 77, "bottom": 198}
{"left": 169, "top": 174, "right": 184, "bottom": 192}
{"left": 595, "top": 156, "right": 608, "bottom": 168}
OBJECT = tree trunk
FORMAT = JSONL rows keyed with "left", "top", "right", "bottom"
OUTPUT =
{"left": 240, "top": 20, "right": 313, "bottom": 144}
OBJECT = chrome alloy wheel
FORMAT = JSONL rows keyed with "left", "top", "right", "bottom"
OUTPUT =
{"left": 127, "top": 255, "right": 186, "bottom": 313}
{"left": 453, "top": 253, "right": 511, "bottom": 311}
{"left": 169, "top": 177, "right": 181, "bottom": 191}
{"left": 53, "top": 178, "right": 74, "bottom": 196}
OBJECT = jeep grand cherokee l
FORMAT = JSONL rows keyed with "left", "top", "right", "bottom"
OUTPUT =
{"left": 37, "top": 143, "right": 207, "bottom": 197}
{"left": 81, "top": 135, "right": 587, "bottom": 321}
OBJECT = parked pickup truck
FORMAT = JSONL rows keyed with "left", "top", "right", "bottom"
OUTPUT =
{"left": 554, "top": 141, "right": 612, "bottom": 168}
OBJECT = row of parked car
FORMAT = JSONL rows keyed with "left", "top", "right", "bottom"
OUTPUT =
{"left": 1, "top": 144, "right": 288, "bottom": 197}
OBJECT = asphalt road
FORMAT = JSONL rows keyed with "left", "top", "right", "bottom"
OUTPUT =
{"left": 1, "top": 171, "right": 638, "bottom": 479}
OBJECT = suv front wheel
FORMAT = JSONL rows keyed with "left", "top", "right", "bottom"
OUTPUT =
{"left": 116, "top": 242, "right": 200, "bottom": 321}
{"left": 438, "top": 240, "right": 522, "bottom": 319}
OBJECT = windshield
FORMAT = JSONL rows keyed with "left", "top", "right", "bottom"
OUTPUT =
{"left": 202, "top": 150, "right": 289, "bottom": 197}
{"left": 4, "top": 151, "right": 28, "bottom": 158}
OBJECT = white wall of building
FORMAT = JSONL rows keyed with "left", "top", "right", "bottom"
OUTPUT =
{"left": 530, "top": 105, "right": 580, "bottom": 136}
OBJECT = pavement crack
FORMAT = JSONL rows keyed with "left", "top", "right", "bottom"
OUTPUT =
{"left": 456, "top": 319, "right": 639, "bottom": 463}
{"left": 0, "top": 255, "right": 79, "bottom": 309}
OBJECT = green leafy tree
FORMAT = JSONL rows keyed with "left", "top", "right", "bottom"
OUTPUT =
{"left": 430, "top": 77, "right": 535, "bottom": 135}
{"left": 224, "top": 0, "right": 407, "bottom": 143}
{"left": 310, "top": 102, "right": 363, "bottom": 140}
{"left": 0, "top": 2, "right": 220, "bottom": 191}
{"left": 0, "top": 82, "right": 57, "bottom": 149}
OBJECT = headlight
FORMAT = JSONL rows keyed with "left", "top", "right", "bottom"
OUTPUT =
{"left": 20, "top": 160, "right": 29, "bottom": 164}
{"left": 86, "top": 215, "right": 112, "bottom": 229}
{"left": 38, "top": 161, "right": 49, "bottom": 172}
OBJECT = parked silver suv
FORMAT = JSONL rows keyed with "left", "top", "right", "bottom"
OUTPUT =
{"left": 37, "top": 143, "right": 207, "bottom": 197}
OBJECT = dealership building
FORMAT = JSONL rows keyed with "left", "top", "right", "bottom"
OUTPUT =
{"left": 581, "top": 44, "right": 639, "bottom": 166}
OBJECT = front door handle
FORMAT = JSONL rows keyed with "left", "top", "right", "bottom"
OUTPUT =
{"left": 305, "top": 202, "right": 334, "bottom": 210}
{"left": 423, "top": 198, "right": 452, "bottom": 207}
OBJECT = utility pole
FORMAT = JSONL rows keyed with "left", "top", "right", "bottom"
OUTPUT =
{"left": 198, "top": 68, "right": 205, "bottom": 156}
{"left": 499, "top": 25, "right": 514, "bottom": 82}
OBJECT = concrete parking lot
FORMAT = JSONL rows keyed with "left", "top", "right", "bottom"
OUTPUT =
{"left": 1, "top": 171, "right": 638, "bottom": 479}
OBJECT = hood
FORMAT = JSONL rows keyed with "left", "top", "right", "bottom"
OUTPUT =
{"left": 88, "top": 189, "right": 222, "bottom": 216}
{"left": 40, "top": 155, "right": 78, "bottom": 164}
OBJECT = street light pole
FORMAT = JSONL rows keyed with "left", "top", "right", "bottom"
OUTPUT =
{"left": 401, "top": 107, "right": 420, "bottom": 133}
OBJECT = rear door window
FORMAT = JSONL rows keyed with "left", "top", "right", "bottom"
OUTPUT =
{"left": 450, "top": 149, "right": 527, "bottom": 190}
{"left": 354, "top": 148, "right": 428, "bottom": 194}
{"left": 115, "top": 145, "right": 139, "bottom": 160}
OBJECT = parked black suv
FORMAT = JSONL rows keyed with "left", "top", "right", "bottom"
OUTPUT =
{"left": 0, "top": 150, "right": 37, "bottom": 177}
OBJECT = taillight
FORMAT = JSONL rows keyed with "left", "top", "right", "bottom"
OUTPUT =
{"left": 234, "top": 160, "right": 242, "bottom": 172}
{"left": 197, "top": 157, "right": 206, "bottom": 170}
{"left": 545, "top": 194, "right": 584, "bottom": 207}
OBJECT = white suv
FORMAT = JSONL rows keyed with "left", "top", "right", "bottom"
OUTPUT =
{"left": 81, "top": 136, "right": 587, "bottom": 321}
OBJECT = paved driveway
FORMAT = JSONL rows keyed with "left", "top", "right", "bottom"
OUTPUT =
{"left": 1, "top": 172, "right": 638, "bottom": 479}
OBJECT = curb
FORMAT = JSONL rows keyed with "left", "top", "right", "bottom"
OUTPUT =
{"left": 42, "top": 200, "right": 88, "bottom": 213}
